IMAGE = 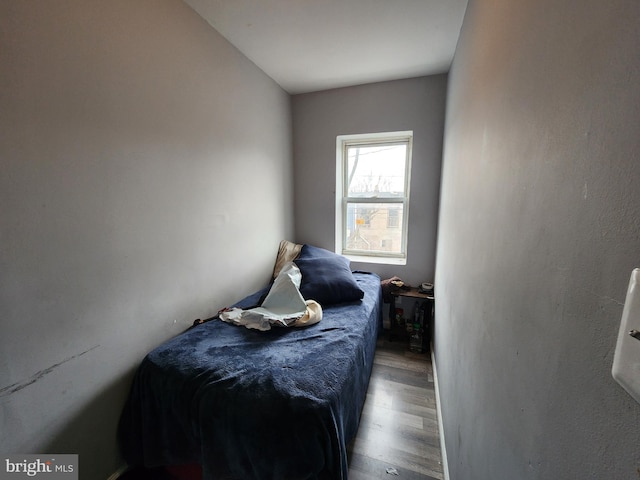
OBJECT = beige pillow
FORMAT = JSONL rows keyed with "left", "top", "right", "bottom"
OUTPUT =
{"left": 272, "top": 240, "right": 303, "bottom": 279}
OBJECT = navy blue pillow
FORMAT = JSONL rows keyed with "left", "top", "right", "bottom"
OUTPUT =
{"left": 295, "top": 245, "right": 364, "bottom": 305}
{"left": 297, "top": 244, "right": 338, "bottom": 259}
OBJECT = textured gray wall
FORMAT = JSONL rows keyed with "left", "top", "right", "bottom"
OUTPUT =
{"left": 435, "top": 0, "right": 640, "bottom": 478}
{"left": 0, "top": 1, "right": 292, "bottom": 478}
{"left": 292, "top": 76, "right": 447, "bottom": 286}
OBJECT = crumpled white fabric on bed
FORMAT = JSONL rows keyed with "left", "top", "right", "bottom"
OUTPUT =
{"left": 219, "top": 261, "right": 322, "bottom": 331}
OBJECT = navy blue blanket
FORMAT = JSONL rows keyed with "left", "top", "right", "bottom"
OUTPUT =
{"left": 119, "top": 272, "right": 382, "bottom": 480}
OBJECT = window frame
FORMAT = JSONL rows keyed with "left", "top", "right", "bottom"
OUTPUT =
{"left": 335, "top": 131, "right": 413, "bottom": 265}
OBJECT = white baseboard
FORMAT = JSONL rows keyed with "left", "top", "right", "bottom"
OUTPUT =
{"left": 431, "top": 345, "right": 450, "bottom": 480}
{"left": 106, "top": 464, "right": 128, "bottom": 480}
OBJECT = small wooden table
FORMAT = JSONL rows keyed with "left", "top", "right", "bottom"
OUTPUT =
{"left": 388, "top": 286, "right": 434, "bottom": 352}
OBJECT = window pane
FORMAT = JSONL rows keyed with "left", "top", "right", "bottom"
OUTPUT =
{"left": 345, "top": 203, "right": 404, "bottom": 254}
{"left": 346, "top": 144, "right": 407, "bottom": 198}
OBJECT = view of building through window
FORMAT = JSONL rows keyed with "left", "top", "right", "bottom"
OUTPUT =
{"left": 345, "top": 202, "right": 404, "bottom": 253}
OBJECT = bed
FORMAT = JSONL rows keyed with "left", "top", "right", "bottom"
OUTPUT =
{"left": 118, "top": 244, "right": 383, "bottom": 480}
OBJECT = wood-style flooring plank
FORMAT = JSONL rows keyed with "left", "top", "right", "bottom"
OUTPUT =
{"left": 347, "top": 338, "right": 444, "bottom": 480}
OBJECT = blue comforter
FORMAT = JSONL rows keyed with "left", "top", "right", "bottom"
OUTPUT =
{"left": 119, "top": 272, "right": 382, "bottom": 480}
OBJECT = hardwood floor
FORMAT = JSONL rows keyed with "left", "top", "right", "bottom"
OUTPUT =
{"left": 347, "top": 338, "right": 444, "bottom": 480}
{"left": 118, "top": 337, "right": 444, "bottom": 480}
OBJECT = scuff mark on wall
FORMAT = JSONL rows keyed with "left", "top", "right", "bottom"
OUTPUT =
{"left": 0, "top": 345, "right": 100, "bottom": 398}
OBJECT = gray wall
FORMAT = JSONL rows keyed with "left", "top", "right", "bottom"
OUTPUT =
{"left": 292, "top": 76, "right": 447, "bottom": 286}
{"left": 0, "top": 1, "right": 293, "bottom": 478}
{"left": 435, "top": 0, "right": 640, "bottom": 478}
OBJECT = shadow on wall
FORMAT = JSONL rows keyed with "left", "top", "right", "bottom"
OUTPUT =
{"left": 40, "top": 367, "right": 138, "bottom": 479}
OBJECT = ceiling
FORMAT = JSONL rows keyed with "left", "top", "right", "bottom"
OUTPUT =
{"left": 183, "top": 0, "right": 468, "bottom": 95}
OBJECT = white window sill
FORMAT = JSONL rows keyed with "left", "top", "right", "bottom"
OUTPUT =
{"left": 343, "top": 254, "right": 407, "bottom": 266}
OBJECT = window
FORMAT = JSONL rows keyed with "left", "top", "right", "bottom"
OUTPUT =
{"left": 335, "top": 131, "right": 413, "bottom": 265}
{"left": 387, "top": 207, "right": 400, "bottom": 228}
